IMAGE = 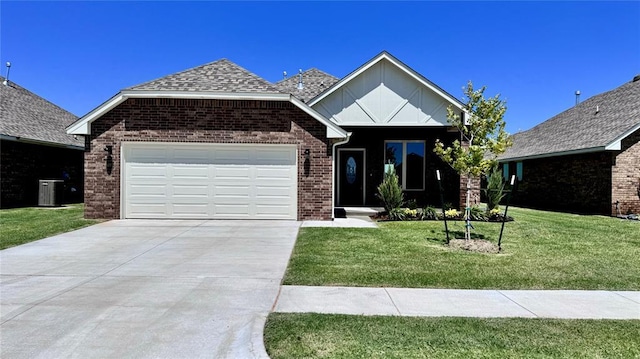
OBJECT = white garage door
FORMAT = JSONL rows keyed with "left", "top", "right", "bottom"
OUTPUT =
{"left": 122, "top": 143, "right": 298, "bottom": 219}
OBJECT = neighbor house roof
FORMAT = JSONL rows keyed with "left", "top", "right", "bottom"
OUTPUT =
{"left": 500, "top": 76, "right": 640, "bottom": 161}
{"left": 128, "top": 59, "right": 281, "bottom": 93}
{"left": 67, "top": 59, "right": 348, "bottom": 139}
{"left": 275, "top": 68, "right": 339, "bottom": 103}
{"left": 0, "top": 76, "right": 83, "bottom": 149}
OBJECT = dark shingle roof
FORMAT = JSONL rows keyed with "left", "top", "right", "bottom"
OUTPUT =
{"left": 500, "top": 77, "right": 640, "bottom": 160}
{"left": 127, "top": 58, "right": 281, "bottom": 93}
{"left": 275, "top": 68, "right": 339, "bottom": 102}
{"left": 0, "top": 76, "right": 82, "bottom": 147}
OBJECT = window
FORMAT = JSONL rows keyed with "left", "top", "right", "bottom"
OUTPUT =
{"left": 503, "top": 163, "right": 509, "bottom": 181}
{"left": 516, "top": 162, "right": 523, "bottom": 181}
{"left": 384, "top": 141, "right": 425, "bottom": 190}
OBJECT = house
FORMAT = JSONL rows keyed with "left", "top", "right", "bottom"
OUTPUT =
{"left": 66, "top": 51, "right": 472, "bottom": 220}
{"left": 1, "top": 76, "right": 84, "bottom": 208}
{"left": 499, "top": 75, "right": 640, "bottom": 216}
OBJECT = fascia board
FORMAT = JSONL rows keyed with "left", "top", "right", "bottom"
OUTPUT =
{"left": 0, "top": 134, "right": 84, "bottom": 150}
{"left": 66, "top": 91, "right": 292, "bottom": 135}
{"left": 122, "top": 90, "right": 291, "bottom": 101}
{"left": 289, "top": 96, "right": 348, "bottom": 138}
{"left": 66, "top": 89, "right": 347, "bottom": 139}
{"left": 380, "top": 54, "right": 465, "bottom": 110}
{"left": 498, "top": 146, "right": 607, "bottom": 162}
{"left": 604, "top": 122, "right": 640, "bottom": 151}
{"left": 66, "top": 93, "right": 126, "bottom": 135}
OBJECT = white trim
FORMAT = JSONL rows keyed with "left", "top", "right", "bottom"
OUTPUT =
{"left": 67, "top": 90, "right": 349, "bottom": 139}
{"left": 0, "top": 134, "right": 84, "bottom": 150}
{"left": 331, "top": 133, "right": 353, "bottom": 219}
{"left": 308, "top": 51, "right": 465, "bottom": 111}
{"left": 605, "top": 122, "right": 640, "bottom": 150}
{"left": 288, "top": 96, "right": 348, "bottom": 138}
{"left": 337, "top": 148, "right": 367, "bottom": 206}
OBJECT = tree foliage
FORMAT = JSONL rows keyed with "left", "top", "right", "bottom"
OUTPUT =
{"left": 434, "top": 81, "right": 512, "bottom": 177}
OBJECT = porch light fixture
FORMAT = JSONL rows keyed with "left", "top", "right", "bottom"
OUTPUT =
{"left": 303, "top": 148, "right": 311, "bottom": 160}
{"left": 104, "top": 145, "right": 114, "bottom": 175}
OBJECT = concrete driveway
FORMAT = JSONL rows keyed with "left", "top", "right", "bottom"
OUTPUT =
{"left": 0, "top": 219, "right": 300, "bottom": 358}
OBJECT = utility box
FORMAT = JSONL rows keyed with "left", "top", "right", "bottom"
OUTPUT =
{"left": 38, "top": 180, "right": 64, "bottom": 207}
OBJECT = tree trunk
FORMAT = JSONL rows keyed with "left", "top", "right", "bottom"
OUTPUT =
{"left": 465, "top": 176, "right": 471, "bottom": 241}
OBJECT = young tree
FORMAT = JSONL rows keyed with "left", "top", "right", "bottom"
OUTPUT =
{"left": 434, "top": 81, "right": 512, "bottom": 241}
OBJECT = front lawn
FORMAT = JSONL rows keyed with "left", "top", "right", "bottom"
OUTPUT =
{"left": 265, "top": 313, "right": 640, "bottom": 359}
{"left": 284, "top": 207, "right": 640, "bottom": 289}
{"left": 0, "top": 204, "right": 99, "bottom": 250}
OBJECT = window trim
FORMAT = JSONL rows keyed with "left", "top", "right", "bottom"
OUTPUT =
{"left": 384, "top": 140, "right": 426, "bottom": 191}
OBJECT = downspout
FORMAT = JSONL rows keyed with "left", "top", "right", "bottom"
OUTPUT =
{"left": 331, "top": 132, "right": 353, "bottom": 220}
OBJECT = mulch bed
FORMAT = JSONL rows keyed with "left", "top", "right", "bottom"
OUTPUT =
{"left": 448, "top": 238, "right": 500, "bottom": 254}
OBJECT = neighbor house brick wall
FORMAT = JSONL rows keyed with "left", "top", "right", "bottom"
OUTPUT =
{"left": 507, "top": 152, "right": 613, "bottom": 214}
{"left": 1, "top": 140, "right": 83, "bottom": 208}
{"left": 611, "top": 128, "right": 640, "bottom": 215}
{"left": 85, "top": 98, "right": 332, "bottom": 220}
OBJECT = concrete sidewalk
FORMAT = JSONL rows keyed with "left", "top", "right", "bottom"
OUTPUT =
{"left": 274, "top": 286, "right": 640, "bottom": 319}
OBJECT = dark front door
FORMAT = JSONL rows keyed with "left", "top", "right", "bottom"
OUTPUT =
{"left": 338, "top": 149, "right": 365, "bottom": 206}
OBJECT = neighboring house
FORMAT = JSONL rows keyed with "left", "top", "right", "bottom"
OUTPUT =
{"left": 499, "top": 75, "right": 640, "bottom": 216}
{"left": 67, "top": 51, "right": 472, "bottom": 220}
{"left": 1, "top": 76, "right": 84, "bottom": 208}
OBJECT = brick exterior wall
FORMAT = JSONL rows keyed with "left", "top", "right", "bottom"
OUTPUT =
{"left": 507, "top": 152, "right": 614, "bottom": 214}
{"left": 337, "top": 127, "right": 469, "bottom": 209}
{"left": 85, "top": 98, "right": 333, "bottom": 220}
{"left": 612, "top": 128, "right": 640, "bottom": 215}
{"left": 1, "top": 140, "right": 84, "bottom": 208}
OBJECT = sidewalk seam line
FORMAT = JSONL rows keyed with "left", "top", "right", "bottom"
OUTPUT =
{"left": 497, "top": 290, "right": 539, "bottom": 318}
{"left": 384, "top": 288, "right": 402, "bottom": 315}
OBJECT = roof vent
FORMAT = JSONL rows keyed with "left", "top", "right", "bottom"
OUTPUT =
{"left": 2, "top": 61, "right": 11, "bottom": 86}
{"left": 575, "top": 90, "right": 580, "bottom": 106}
{"left": 283, "top": 71, "right": 287, "bottom": 80}
{"left": 296, "top": 69, "right": 304, "bottom": 90}
{"left": 633, "top": 74, "right": 640, "bottom": 82}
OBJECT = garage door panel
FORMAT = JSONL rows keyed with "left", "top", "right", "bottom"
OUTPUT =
{"left": 124, "top": 143, "right": 297, "bottom": 220}
{"left": 171, "top": 204, "right": 209, "bottom": 217}
{"left": 172, "top": 165, "right": 209, "bottom": 179}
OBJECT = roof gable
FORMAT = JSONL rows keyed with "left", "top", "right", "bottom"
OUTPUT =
{"left": 128, "top": 59, "right": 281, "bottom": 93}
{"left": 308, "top": 51, "right": 464, "bottom": 127}
{"left": 0, "top": 77, "right": 82, "bottom": 148}
{"left": 275, "top": 68, "right": 339, "bottom": 103}
{"left": 500, "top": 77, "right": 640, "bottom": 161}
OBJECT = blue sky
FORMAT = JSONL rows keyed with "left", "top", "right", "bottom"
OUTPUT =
{"left": 2, "top": 1, "right": 638, "bottom": 134}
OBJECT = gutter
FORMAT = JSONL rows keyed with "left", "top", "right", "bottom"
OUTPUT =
{"left": 0, "top": 134, "right": 84, "bottom": 150}
{"left": 331, "top": 132, "right": 353, "bottom": 220}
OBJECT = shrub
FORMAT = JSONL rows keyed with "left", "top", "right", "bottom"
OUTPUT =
{"left": 469, "top": 206, "right": 488, "bottom": 221}
{"left": 377, "top": 167, "right": 404, "bottom": 213}
{"left": 406, "top": 199, "right": 418, "bottom": 210}
{"left": 388, "top": 208, "right": 407, "bottom": 221}
{"left": 421, "top": 206, "right": 438, "bottom": 220}
{"left": 484, "top": 165, "right": 506, "bottom": 211}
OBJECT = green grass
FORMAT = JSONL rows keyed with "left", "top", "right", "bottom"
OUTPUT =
{"left": 0, "top": 204, "right": 99, "bottom": 250}
{"left": 284, "top": 207, "right": 640, "bottom": 289}
{"left": 265, "top": 313, "right": 640, "bottom": 359}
